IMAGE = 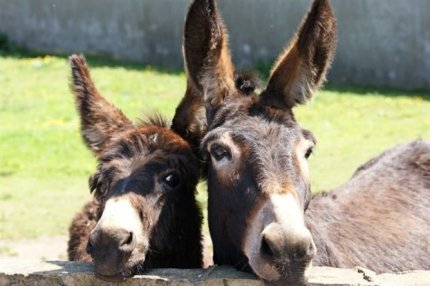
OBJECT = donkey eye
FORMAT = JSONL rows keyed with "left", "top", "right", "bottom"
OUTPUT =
{"left": 162, "top": 173, "right": 180, "bottom": 188}
{"left": 304, "top": 147, "right": 313, "bottom": 159}
{"left": 210, "top": 144, "right": 231, "bottom": 162}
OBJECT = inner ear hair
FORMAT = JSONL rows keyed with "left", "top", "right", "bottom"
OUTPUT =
{"left": 262, "top": 0, "right": 337, "bottom": 109}
{"left": 69, "top": 54, "right": 133, "bottom": 156}
{"left": 183, "top": 0, "right": 236, "bottom": 113}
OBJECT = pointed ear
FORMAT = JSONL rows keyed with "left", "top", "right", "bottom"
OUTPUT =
{"left": 262, "top": 0, "right": 337, "bottom": 108}
{"left": 183, "top": 0, "right": 236, "bottom": 117}
{"left": 69, "top": 54, "right": 132, "bottom": 156}
{"left": 171, "top": 80, "right": 207, "bottom": 154}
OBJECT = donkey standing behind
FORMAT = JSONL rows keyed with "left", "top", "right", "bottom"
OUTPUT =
{"left": 67, "top": 55, "right": 203, "bottom": 281}
{"left": 183, "top": 0, "right": 430, "bottom": 284}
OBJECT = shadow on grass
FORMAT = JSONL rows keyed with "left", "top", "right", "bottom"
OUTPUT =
{"left": 324, "top": 84, "right": 430, "bottom": 101}
{"left": 1, "top": 51, "right": 183, "bottom": 76}
{"left": 238, "top": 60, "right": 430, "bottom": 101}
{"left": 1, "top": 35, "right": 429, "bottom": 100}
{"left": 252, "top": 59, "right": 430, "bottom": 101}
{"left": 0, "top": 35, "right": 183, "bottom": 76}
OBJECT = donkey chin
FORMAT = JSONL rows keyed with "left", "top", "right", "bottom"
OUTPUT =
{"left": 243, "top": 194, "right": 316, "bottom": 285}
{"left": 87, "top": 197, "right": 151, "bottom": 282}
{"left": 246, "top": 251, "right": 314, "bottom": 286}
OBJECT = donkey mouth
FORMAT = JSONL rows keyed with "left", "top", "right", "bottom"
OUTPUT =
{"left": 95, "top": 272, "right": 129, "bottom": 282}
{"left": 270, "top": 262, "right": 310, "bottom": 286}
{"left": 248, "top": 258, "right": 310, "bottom": 286}
{"left": 269, "top": 278, "right": 307, "bottom": 286}
{"left": 93, "top": 258, "right": 146, "bottom": 282}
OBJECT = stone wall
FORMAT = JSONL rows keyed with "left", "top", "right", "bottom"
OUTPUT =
{"left": 0, "top": 0, "right": 429, "bottom": 90}
{"left": 1, "top": 260, "right": 430, "bottom": 286}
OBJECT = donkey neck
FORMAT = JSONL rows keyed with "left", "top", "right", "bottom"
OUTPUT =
{"left": 305, "top": 191, "right": 344, "bottom": 268}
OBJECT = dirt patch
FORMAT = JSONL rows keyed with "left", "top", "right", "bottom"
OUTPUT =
{"left": 0, "top": 236, "right": 67, "bottom": 260}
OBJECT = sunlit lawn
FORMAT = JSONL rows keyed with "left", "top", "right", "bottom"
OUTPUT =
{"left": 1, "top": 54, "right": 429, "bottom": 240}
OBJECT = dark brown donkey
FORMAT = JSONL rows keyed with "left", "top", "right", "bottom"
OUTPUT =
{"left": 183, "top": 0, "right": 430, "bottom": 284}
{"left": 67, "top": 55, "right": 203, "bottom": 281}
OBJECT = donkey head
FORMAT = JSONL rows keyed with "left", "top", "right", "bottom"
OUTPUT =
{"left": 69, "top": 55, "right": 202, "bottom": 280}
{"left": 184, "top": 0, "right": 336, "bottom": 284}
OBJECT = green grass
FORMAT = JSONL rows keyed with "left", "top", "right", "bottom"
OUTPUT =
{"left": 1, "top": 53, "right": 429, "bottom": 240}
{"left": 296, "top": 86, "right": 430, "bottom": 191}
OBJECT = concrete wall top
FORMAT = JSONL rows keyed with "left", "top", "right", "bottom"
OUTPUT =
{"left": 1, "top": 259, "right": 430, "bottom": 286}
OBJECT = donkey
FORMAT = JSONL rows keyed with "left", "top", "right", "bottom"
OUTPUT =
{"left": 183, "top": 0, "right": 430, "bottom": 284}
{"left": 67, "top": 55, "right": 203, "bottom": 281}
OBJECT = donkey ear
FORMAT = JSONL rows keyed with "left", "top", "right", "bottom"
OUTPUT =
{"left": 171, "top": 80, "right": 207, "bottom": 154}
{"left": 262, "top": 0, "right": 336, "bottom": 108}
{"left": 69, "top": 54, "right": 133, "bottom": 156}
{"left": 183, "top": 0, "right": 236, "bottom": 116}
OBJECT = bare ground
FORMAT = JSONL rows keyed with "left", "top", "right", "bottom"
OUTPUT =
{"left": 0, "top": 236, "right": 68, "bottom": 261}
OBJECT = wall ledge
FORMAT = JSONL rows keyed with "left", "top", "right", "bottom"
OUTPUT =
{"left": 0, "top": 259, "right": 429, "bottom": 286}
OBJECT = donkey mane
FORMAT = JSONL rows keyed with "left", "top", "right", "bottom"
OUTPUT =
{"left": 235, "top": 71, "right": 262, "bottom": 96}
{"left": 138, "top": 114, "right": 169, "bottom": 129}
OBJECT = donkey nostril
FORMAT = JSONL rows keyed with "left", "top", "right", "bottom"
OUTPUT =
{"left": 86, "top": 231, "right": 98, "bottom": 256}
{"left": 86, "top": 240, "right": 94, "bottom": 255}
{"left": 118, "top": 231, "right": 135, "bottom": 254}
{"left": 260, "top": 235, "right": 276, "bottom": 259}
{"left": 293, "top": 245, "right": 307, "bottom": 261}
{"left": 121, "top": 231, "right": 134, "bottom": 246}
{"left": 292, "top": 241, "right": 314, "bottom": 262}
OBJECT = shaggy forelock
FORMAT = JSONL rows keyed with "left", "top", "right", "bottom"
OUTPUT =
{"left": 138, "top": 114, "right": 169, "bottom": 129}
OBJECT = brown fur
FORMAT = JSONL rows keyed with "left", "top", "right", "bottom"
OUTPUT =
{"left": 307, "top": 140, "right": 430, "bottom": 272}
{"left": 67, "top": 55, "right": 203, "bottom": 279}
{"left": 266, "top": 0, "right": 336, "bottom": 108}
{"left": 171, "top": 81, "right": 207, "bottom": 155}
{"left": 182, "top": 0, "right": 430, "bottom": 284}
{"left": 68, "top": 200, "right": 101, "bottom": 262}
{"left": 183, "top": 0, "right": 236, "bottom": 120}
{"left": 70, "top": 57, "right": 132, "bottom": 156}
